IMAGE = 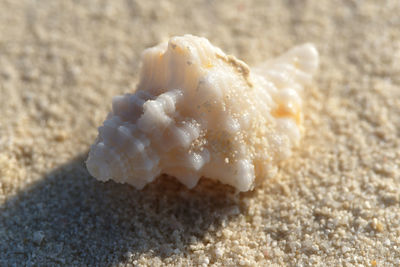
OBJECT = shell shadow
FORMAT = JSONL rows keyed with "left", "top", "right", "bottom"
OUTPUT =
{"left": 0, "top": 152, "right": 242, "bottom": 266}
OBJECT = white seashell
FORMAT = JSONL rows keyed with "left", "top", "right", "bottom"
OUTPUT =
{"left": 86, "top": 34, "right": 319, "bottom": 192}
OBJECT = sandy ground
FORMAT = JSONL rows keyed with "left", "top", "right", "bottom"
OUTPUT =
{"left": 1, "top": 0, "right": 400, "bottom": 266}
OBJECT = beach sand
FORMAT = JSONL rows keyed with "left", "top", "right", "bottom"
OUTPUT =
{"left": 1, "top": 0, "right": 399, "bottom": 265}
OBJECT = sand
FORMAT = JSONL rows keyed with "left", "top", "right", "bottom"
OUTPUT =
{"left": 1, "top": 0, "right": 399, "bottom": 266}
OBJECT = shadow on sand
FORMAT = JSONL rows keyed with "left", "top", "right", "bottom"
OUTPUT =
{"left": 0, "top": 152, "right": 246, "bottom": 265}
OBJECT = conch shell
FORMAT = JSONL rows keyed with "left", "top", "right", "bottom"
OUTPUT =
{"left": 86, "top": 34, "right": 319, "bottom": 192}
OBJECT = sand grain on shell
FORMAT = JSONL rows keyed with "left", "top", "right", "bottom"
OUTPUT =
{"left": 1, "top": 0, "right": 400, "bottom": 266}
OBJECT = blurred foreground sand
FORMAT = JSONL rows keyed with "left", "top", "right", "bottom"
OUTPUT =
{"left": 1, "top": 0, "right": 399, "bottom": 265}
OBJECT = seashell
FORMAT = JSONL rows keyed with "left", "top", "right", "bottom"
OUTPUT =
{"left": 86, "top": 34, "right": 319, "bottom": 192}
